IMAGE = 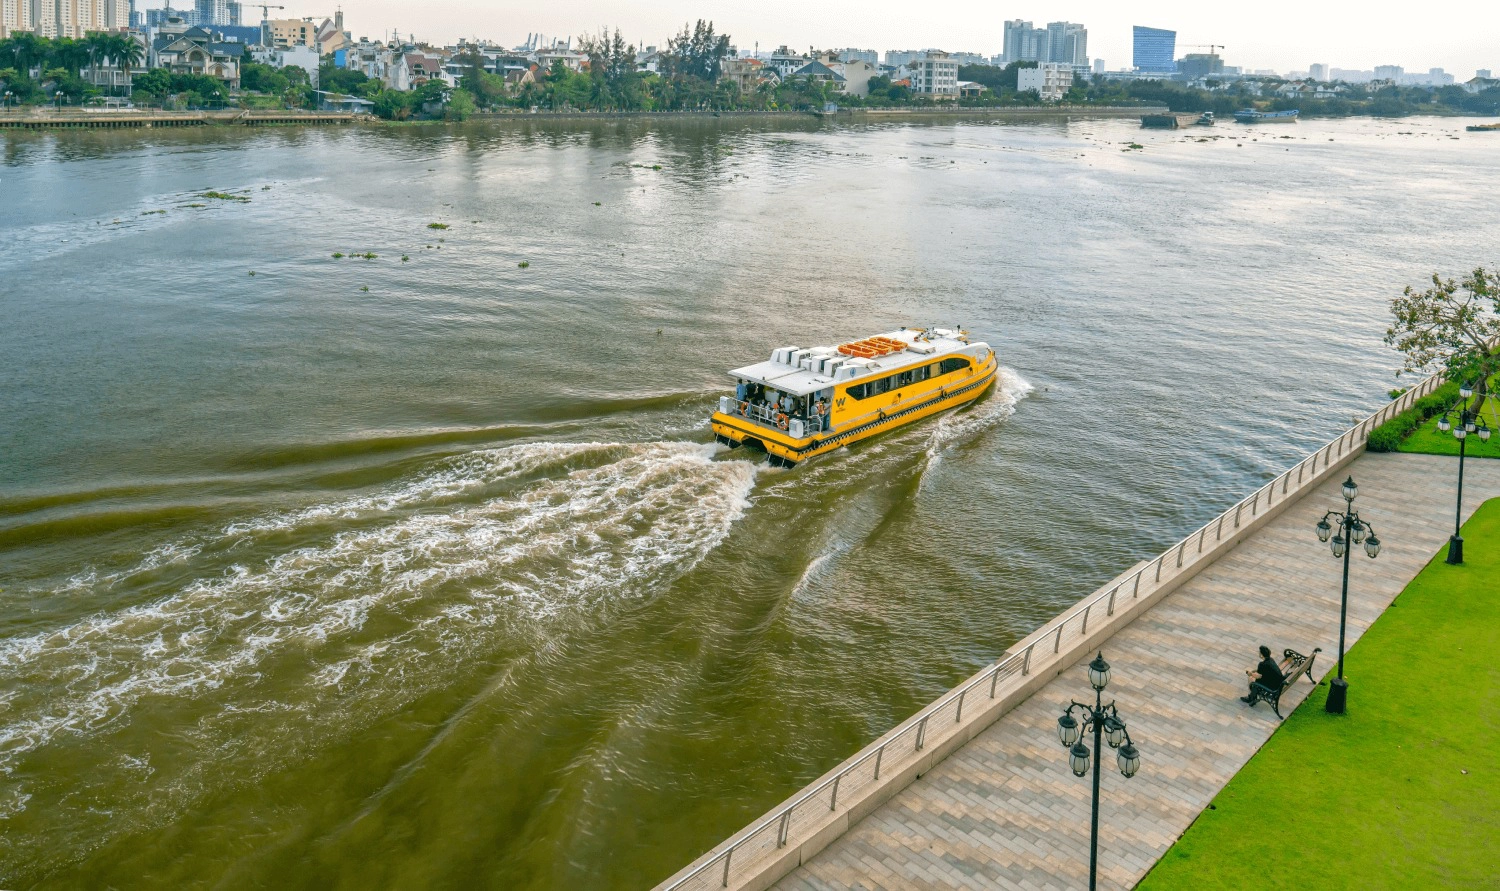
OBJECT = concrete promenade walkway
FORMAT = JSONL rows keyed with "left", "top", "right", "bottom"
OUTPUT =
{"left": 776, "top": 452, "right": 1500, "bottom": 890}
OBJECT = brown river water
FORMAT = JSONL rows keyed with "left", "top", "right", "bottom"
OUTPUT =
{"left": 0, "top": 114, "right": 1495, "bottom": 888}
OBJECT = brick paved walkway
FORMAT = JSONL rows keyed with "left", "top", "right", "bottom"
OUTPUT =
{"left": 776, "top": 452, "right": 1500, "bottom": 890}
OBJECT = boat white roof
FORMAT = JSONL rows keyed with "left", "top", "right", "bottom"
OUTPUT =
{"left": 729, "top": 328, "right": 987, "bottom": 397}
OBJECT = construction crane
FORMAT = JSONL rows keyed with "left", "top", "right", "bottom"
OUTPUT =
{"left": 1183, "top": 44, "right": 1225, "bottom": 55}
{"left": 253, "top": 4, "right": 286, "bottom": 21}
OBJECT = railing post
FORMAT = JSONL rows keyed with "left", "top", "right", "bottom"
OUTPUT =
{"left": 1198, "top": 526, "right": 1207, "bottom": 552}
{"left": 830, "top": 774, "right": 841, "bottom": 811}
{"left": 1132, "top": 572, "right": 1141, "bottom": 598}
{"left": 955, "top": 690, "right": 966, "bottom": 723}
{"left": 1251, "top": 490, "right": 1259, "bottom": 516}
{"left": 1217, "top": 515, "right": 1225, "bottom": 540}
{"left": 1154, "top": 557, "right": 1163, "bottom": 582}
{"left": 1283, "top": 472, "right": 1290, "bottom": 495}
{"left": 778, "top": 810, "right": 792, "bottom": 847}
{"left": 1022, "top": 644, "right": 1034, "bottom": 677}
{"left": 1298, "top": 462, "right": 1304, "bottom": 485}
{"left": 915, "top": 716, "right": 929, "bottom": 751}
{"left": 1054, "top": 624, "right": 1064, "bottom": 653}
{"left": 1234, "top": 502, "right": 1243, "bottom": 528}
{"left": 1107, "top": 586, "right": 1118, "bottom": 615}
{"left": 722, "top": 848, "right": 733, "bottom": 887}
{"left": 873, "top": 744, "right": 884, "bottom": 780}
{"left": 1177, "top": 540, "right": 1186, "bottom": 567}
{"left": 1081, "top": 604, "right": 1091, "bottom": 635}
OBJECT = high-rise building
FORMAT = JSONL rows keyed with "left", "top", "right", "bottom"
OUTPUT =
{"left": 1177, "top": 53, "right": 1223, "bottom": 79}
{"left": 1045, "top": 22, "right": 1087, "bottom": 71}
{"left": 0, "top": 0, "right": 29, "bottom": 38}
{"left": 1373, "top": 64, "right": 1404, "bottom": 80}
{"left": 194, "top": 0, "right": 227, "bottom": 26}
{"left": 6, "top": 0, "right": 125, "bottom": 37}
{"left": 1002, "top": 20, "right": 1044, "bottom": 65}
{"left": 1004, "top": 19, "right": 1085, "bottom": 70}
{"left": 1309, "top": 63, "right": 1329, "bottom": 81}
{"left": 1132, "top": 26, "right": 1176, "bottom": 73}
{"left": 1479, "top": 69, "right": 1493, "bottom": 79}
{"left": 1093, "top": 58, "right": 1105, "bottom": 75}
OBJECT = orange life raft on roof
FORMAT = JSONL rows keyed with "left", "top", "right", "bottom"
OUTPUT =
{"left": 836, "top": 336, "right": 908, "bottom": 358}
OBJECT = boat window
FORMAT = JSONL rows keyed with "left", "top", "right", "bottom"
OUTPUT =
{"left": 845, "top": 363, "right": 938, "bottom": 401}
{"left": 939, "top": 357, "right": 970, "bottom": 375}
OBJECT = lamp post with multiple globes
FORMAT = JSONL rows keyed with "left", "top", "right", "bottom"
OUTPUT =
{"left": 1056, "top": 653, "right": 1141, "bottom": 891}
{"left": 1436, "top": 381, "right": 1492, "bottom": 564}
{"left": 1314, "top": 475, "right": 1382, "bottom": 714}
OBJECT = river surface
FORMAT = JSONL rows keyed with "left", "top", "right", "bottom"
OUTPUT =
{"left": 1, "top": 114, "right": 1495, "bottom": 888}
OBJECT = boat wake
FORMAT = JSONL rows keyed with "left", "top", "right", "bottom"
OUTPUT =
{"left": 0, "top": 440, "right": 757, "bottom": 854}
{"left": 924, "top": 367, "right": 1032, "bottom": 469}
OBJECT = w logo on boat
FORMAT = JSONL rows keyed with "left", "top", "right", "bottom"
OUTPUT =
{"left": 836, "top": 397, "right": 846, "bottom": 409}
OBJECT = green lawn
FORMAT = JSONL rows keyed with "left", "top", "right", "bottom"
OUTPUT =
{"left": 1139, "top": 497, "right": 1500, "bottom": 889}
{"left": 1399, "top": 397, "right": 1500, "bottom": 459}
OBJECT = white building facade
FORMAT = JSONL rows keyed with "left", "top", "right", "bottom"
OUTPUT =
{"left": 1017, "top": 62, "right": 1074, "bottom": 101}
{"left": 909, "top": 51, "right": 958, "bottom": 98}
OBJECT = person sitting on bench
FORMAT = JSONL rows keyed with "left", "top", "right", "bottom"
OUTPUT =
{"left": 1241, "top": 645, "right": 1285, "bottom": 703}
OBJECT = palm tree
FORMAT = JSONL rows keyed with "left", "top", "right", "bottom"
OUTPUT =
{"left": 2, "top": 33, "right": 46, "bottom": 77}
{"left": 109, "top": 33, "right": 143, "bottom": 96}
{"left": 82, "top": 32, "right": 109, "bottom": 91}
{"left": 47, "top": 38, "right": 88, "bottom": 78}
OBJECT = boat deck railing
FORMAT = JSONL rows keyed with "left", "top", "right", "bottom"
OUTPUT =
{"left": 722, "top": 398, "right": 824, "bottom": 437}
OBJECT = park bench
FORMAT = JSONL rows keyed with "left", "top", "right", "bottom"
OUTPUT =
{"left": 1247, "top": 647, "right": 1322, "bottom": 719}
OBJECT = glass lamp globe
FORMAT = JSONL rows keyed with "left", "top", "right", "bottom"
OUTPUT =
{"left": 1460, "top": 382, "right": 1474, "bottom": 399}
{"left": 1316, "top": 518, "right": 1332, "bottom": 542}
{"left": 1364, "top": 534, "right": 1381, "bottom": 559}
{"left": 1455, "top": 426, "right": 1467, "bottom": 441}
{"left": 1351, "top": 523, "right": 1367, "bottom": 544}
{"left": 1069, "top": 741, "right": 1091, "bottom": 777}
{"left": 1087, "top": 653, "right": 1111, "bottom": 691}
{"left": 1438, "top": 414, "right": 1451, "bottom": 433}
{"left": 1057, "top": 713, "right": 1080, "bottom": 747}
{"left": 1117, "top": 742, "right": 1140, "bottom": 779}
{"left": 1467, "top": 416, "right": 1478, "bottom": 433}
{"left": 1332, "top": 534, "right": 1347, "bottom": 558}
{"left": 1341, "top": 476, "right": 1358, "bottom": 502}
{"left": 1480, "top": 422, "right": 1492, "bottom": 442}
{"left": 1104, "top": 716, "right": 1127, "bottom": 749}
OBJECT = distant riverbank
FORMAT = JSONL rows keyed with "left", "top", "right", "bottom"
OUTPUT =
{"left": 0, "top": 104, "right": 1169, "bottom": 131}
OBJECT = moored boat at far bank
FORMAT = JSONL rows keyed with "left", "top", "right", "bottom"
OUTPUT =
{"left": 1234, "top": 109, "right": 1300, "bottom": 123}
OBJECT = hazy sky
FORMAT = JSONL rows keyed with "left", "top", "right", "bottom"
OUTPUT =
{"left": 217, "top": 0, "right": 1498, "bottom": 76}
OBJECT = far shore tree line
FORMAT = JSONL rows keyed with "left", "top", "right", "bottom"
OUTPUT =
{"left": 4, "top": 27, "right": 1500, "bottom": 120}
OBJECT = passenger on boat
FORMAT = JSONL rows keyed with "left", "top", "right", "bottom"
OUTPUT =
{"left": 735, "top": 379, "right": 748, "bottom": 401}
{"left": 814, "top": 397, "right": 828, "bottom": 432}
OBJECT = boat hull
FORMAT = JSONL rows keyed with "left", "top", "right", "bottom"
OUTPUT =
{"left": 710, "top": 352, "right": 999, "bottom": 466}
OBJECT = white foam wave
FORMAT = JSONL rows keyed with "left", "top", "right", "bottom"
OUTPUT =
{"left": 0, "top": 440, "right": 758, "bottom": 780}
{"left": 926, "top": 367, "right": 1032, "bottom": 464}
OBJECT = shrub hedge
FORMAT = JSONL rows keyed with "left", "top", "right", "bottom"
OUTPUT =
{"left": 1366, "top": 381, "right": 1460, "bottom": 451}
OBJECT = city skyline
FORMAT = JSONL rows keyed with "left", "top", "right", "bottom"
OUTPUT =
{"left": 121, "top": 0, "right": 1498, "bottom": 78}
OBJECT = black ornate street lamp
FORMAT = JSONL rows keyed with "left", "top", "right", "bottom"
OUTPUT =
{"left": 1314, "top": 475, "right": 1382, "bottom": 714}
{"left": 1056, "top": 652, "right": 1141, "bottom": 891}
{"left": 1437, "top": 382, "right": 1491, "bottom": 564}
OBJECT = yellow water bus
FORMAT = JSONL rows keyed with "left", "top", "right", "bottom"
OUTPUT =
{"left": 710, "top": 327, "right": 998, "bottom": 467}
